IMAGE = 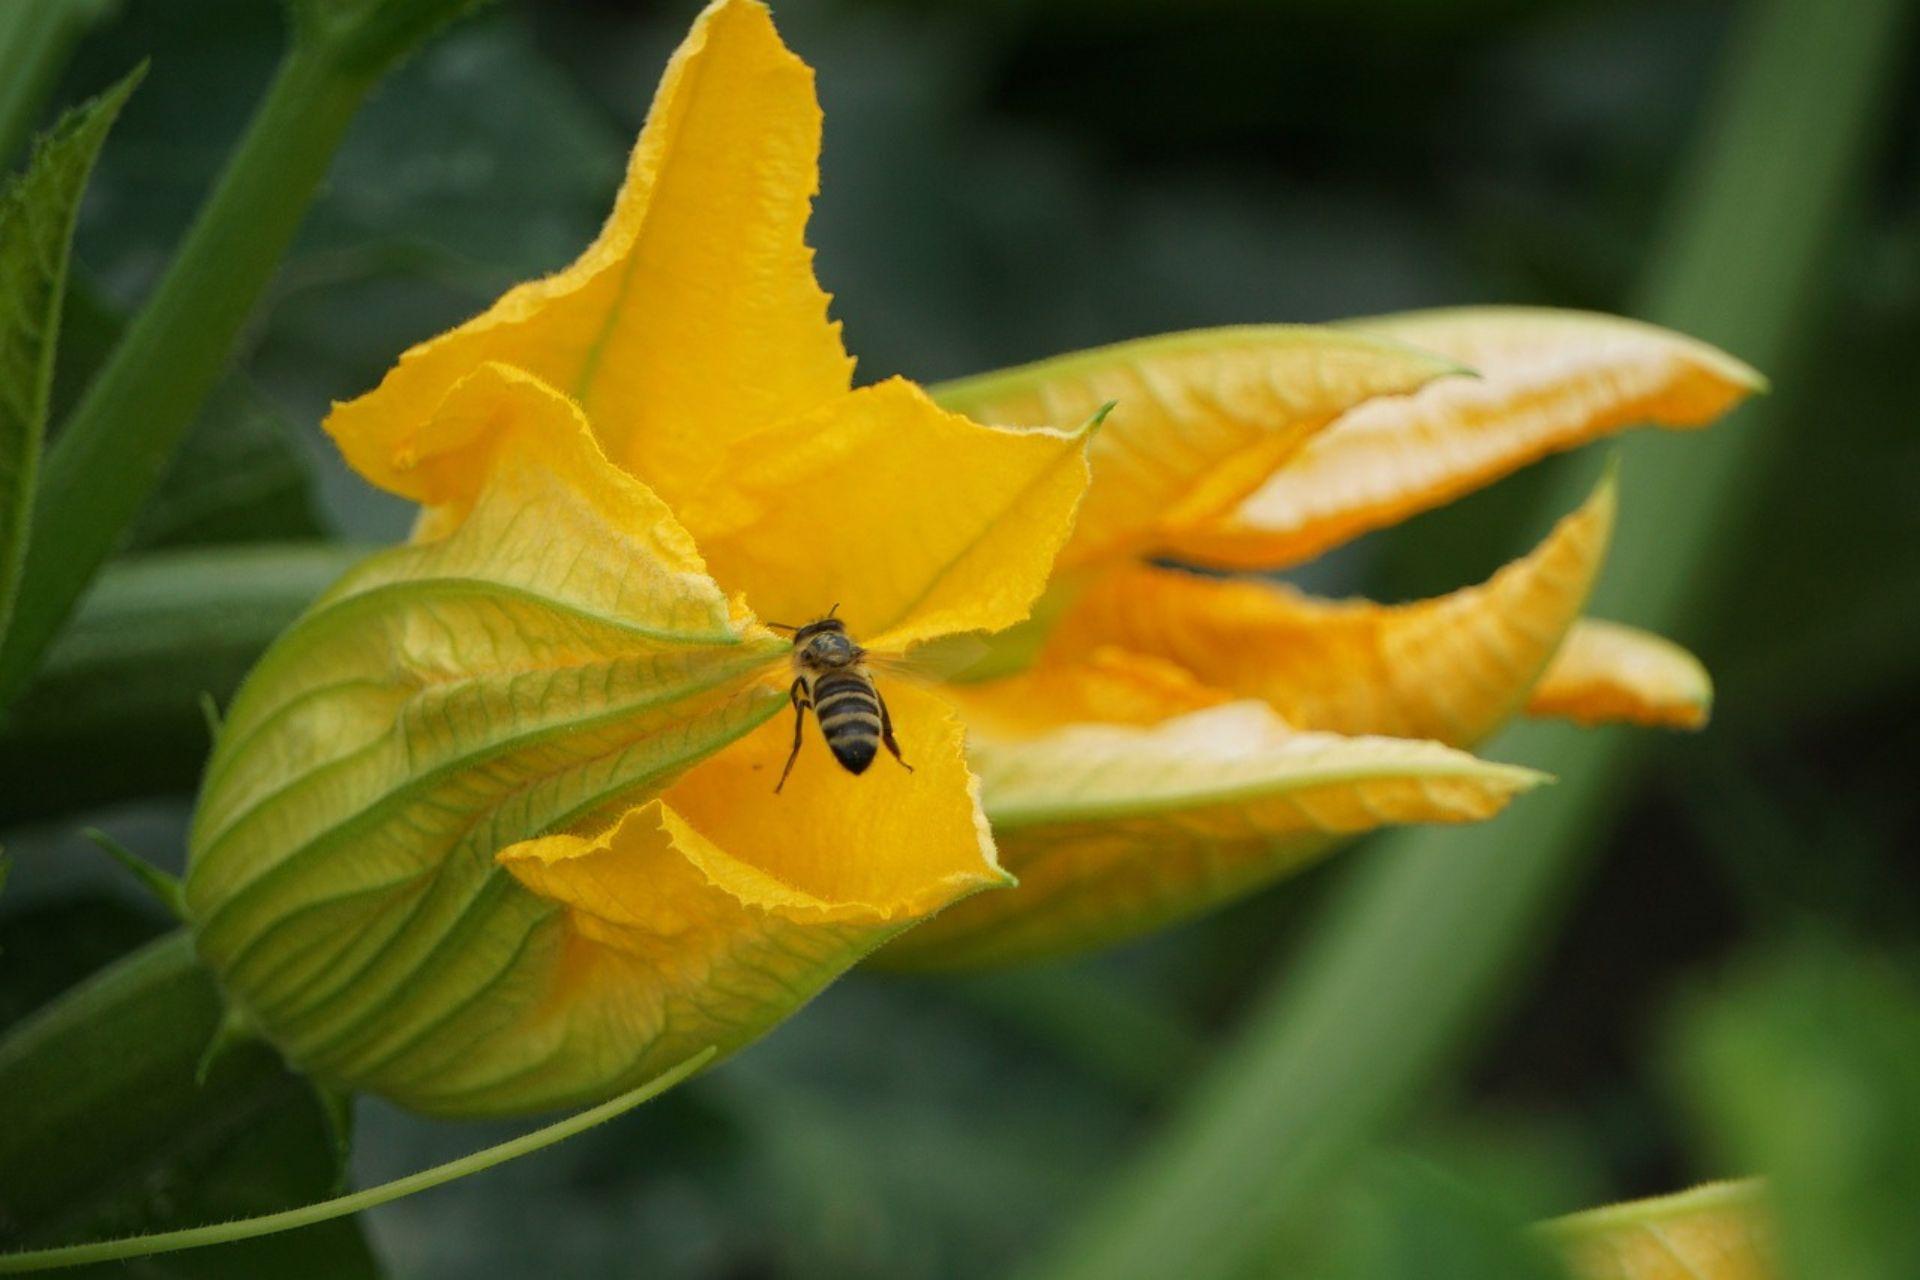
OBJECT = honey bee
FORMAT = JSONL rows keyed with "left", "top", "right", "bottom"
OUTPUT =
{"left": 771, "top": 606, "right": 913, "bottom": 793}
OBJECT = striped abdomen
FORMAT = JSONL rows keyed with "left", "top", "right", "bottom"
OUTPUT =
{"left": 809, "top": 669, "right": 882, "bottom": 774}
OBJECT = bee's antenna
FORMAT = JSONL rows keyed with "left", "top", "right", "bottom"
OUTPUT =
{"left": 766, "top": 620, "right": 799, "bottom": 633}
{"left": 827, "top": 602, "right": 840, "bottom": 618}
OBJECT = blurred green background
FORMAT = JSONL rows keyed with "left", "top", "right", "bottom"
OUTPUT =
{"left": 1, "top": 0, "right": 1916, "bottom": 1276}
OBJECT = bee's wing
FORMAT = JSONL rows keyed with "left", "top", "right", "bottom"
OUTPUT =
{"left": 866, "top": 633, "right": 995, "bottom": 685}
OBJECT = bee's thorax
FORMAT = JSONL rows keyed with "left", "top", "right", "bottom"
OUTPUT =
{"left": 790, "top": 615, "right": 862, "bottom": 674}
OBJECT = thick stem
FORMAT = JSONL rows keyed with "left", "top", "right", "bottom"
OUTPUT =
{"left": 0, "top": 37, "right": 372, "bottom": 711}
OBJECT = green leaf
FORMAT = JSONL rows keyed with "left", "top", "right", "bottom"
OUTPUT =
{"left": 0, "top": 932, "right": 381, "bottom": 1277}
{"left": 0, "top": 68, "right": 140, "bottom": 652}
{"left": 1673, "top": 952, "right": 1920, "bottom": 1280}
{"left": 0, "top": 543, "right": 361, "bottom": 824}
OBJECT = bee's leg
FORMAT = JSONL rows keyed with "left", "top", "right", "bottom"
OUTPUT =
{"left": 775, "top": 678, "right": 810, "bottom": 794}
{"left": 875, "top": 685, "right": 914, "bottom": 774}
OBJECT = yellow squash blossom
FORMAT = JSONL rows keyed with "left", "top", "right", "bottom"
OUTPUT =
{"left": 184, "top": 0, "right": 1100, "bottom": 1116}
{"left": 184, "top": 0, "right": 1760, "bottom": 1110}
{"left": 875, "top": 308, "right": 1758, "bottom": 968}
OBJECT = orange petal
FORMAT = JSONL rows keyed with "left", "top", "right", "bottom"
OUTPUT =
{"left": 879, "top": 702, "right": 1543, "bottom": 969}
{"left": 933, "top": 326, "right": 1462, "bottom": 570}
{"left": 1168, "top": 308, "right": 1760, "bottom": 569}
{"left": 325, "top": 0, "right": 852, "bottom": 516}
{"left": 943, "top": 648, "right": 1231, "bottom": 739}
{"left": 1527, "top": 619, "right": 1713, "bottom": 730}
{"left": 1046, "top": 475, "right": 1616, "bottom": 748}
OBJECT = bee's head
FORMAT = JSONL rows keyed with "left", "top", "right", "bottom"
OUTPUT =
{"left": 788, "top": 615, "right": 858, "bottom": 668}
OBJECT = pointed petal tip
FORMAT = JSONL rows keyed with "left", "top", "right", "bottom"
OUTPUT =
{"left": 1422, "top": 753, "right": 1552, "bottom": 796}
{"left": 1690, "top": 339, "right": 1767, "bottom": 396}
{"left": 1581, "top": 458, "right": 1621, "bottom": 534}
{"left": 1593, "top": 452, "right": 1622, "bottom": 500}
{"left": 1045, "top": 474, "right": 1617, "bottom": 751}
{"left": 1528, "top": 619, "right": 1714, "bottom": 731}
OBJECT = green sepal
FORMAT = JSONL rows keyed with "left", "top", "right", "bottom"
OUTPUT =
{"left": 80, "top": 827, "right": 186, "bottom": 921}
{"left": 194, "top": 1003, "right": 260, "bottom": 1087}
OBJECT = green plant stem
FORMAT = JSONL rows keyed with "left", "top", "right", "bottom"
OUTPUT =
{"left": 0, "top": 0, "right": 113, "bottom": 167}
{"left": 0, "top": 37, "right": 373, "bottom": 713}
{"left": 1021, "top": 1, "right": 1911, "bottom": 1277}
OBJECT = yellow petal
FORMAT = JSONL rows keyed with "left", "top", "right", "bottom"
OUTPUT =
{"left": 1547, "top": 1181, "right": 1773, "bottom": 1280}
{"left": 324, "top": 0, "right": 852, "bottom": 515}
{"left": 943, "top": 648, "right": 1231, "bottom": 739}
{"left": 1046, "top": 476, "right": 1616, "bottom": 748}
{"left": 1169, "top": 308, "right": 1761, "bottom": 569}
{"left": 438, "top": 793, "right": 951, "bottom": 1114}
{"left": 688, "top": 378, "right": 1095, "bottom": 652}
{"left": 1527, "top": 619, "right": 1713, "bottom": 730}
{"left": 184, "top": 365, "right": 788, "bottom": 1114}
{"left": 879, "top": 702, "right": 1544, "bottom": 969}
{"left": 468, "top": 685, "right": 1005, "bottom": 1107}
{"left": 664, "top": 679, "right": 1007, "bottom": 915}
{"left": 933, "top": 326, "right": 1464, "bottom": 570}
